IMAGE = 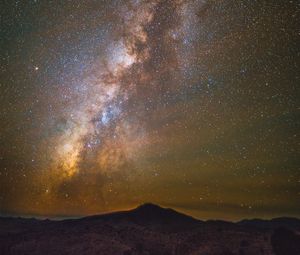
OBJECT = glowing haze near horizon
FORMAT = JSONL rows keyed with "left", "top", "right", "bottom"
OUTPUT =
{"left": 0, "top": 0, "right": 299, "bottom": 220}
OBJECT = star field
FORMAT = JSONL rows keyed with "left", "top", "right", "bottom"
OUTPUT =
{"left": 0, "top": 0, "right": 299, "bottom": 220}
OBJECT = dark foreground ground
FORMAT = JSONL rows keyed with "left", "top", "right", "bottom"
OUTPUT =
{"left": 1, "top": 204, "right": 300, "bottom": 255}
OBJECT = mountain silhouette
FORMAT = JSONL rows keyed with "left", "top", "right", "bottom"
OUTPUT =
{"left": 84, "top": 203, "right": 199, "bottom": 228}
{"left": 1, "top": 204, "right": 300, "bottom": 255}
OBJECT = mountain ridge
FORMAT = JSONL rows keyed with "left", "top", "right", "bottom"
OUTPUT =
{"left": 1, "top": 203, "right": 299, "bottom": 225}
{"left": 1, "top": 204, "right": 300, "bottom": 255}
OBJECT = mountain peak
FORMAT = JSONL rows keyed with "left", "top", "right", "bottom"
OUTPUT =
{"left": 135, "top": 203, "right": 164, "bottom": 211}
{"left": 128, "top": 203, "right": 199, "bottom": 226}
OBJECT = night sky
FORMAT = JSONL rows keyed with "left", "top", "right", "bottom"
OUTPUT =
{"left": 0, "top": 0, "right": 299, "bottom": 220}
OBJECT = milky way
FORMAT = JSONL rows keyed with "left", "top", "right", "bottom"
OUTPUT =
{"left": 0, "top": 0, "right": 299, "bottom": 220}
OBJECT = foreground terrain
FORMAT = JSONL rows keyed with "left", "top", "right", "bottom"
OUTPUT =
{"left": 1, "top": 204, "right": 300, "bottom": 255}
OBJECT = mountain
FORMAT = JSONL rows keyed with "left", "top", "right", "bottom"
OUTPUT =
{"left": 238, "top": 217, "right": 300, "bottom": 231}
{"left": 83, "top": 203, "right": 200, "bottom": 229}
{"left": 0, "top": 204, "right": 299, "bottom": 255}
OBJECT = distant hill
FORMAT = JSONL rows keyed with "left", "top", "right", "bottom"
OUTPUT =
{"left": 238, "top": 217, "right": 300, "bottom": 231}
{"left": 83, "top": 203, "right": 200, "bottom": 229}
{"left": 1, "top": 204, "right": 299, "bottom": 255}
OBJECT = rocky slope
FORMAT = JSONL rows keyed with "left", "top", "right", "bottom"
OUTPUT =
{"left": 0, "top": 203, "right": 299, "bottom": 255}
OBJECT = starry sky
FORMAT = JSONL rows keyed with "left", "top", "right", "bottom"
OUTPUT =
{"left": 0, "top": 0, "right": 299, "bottom": 220}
